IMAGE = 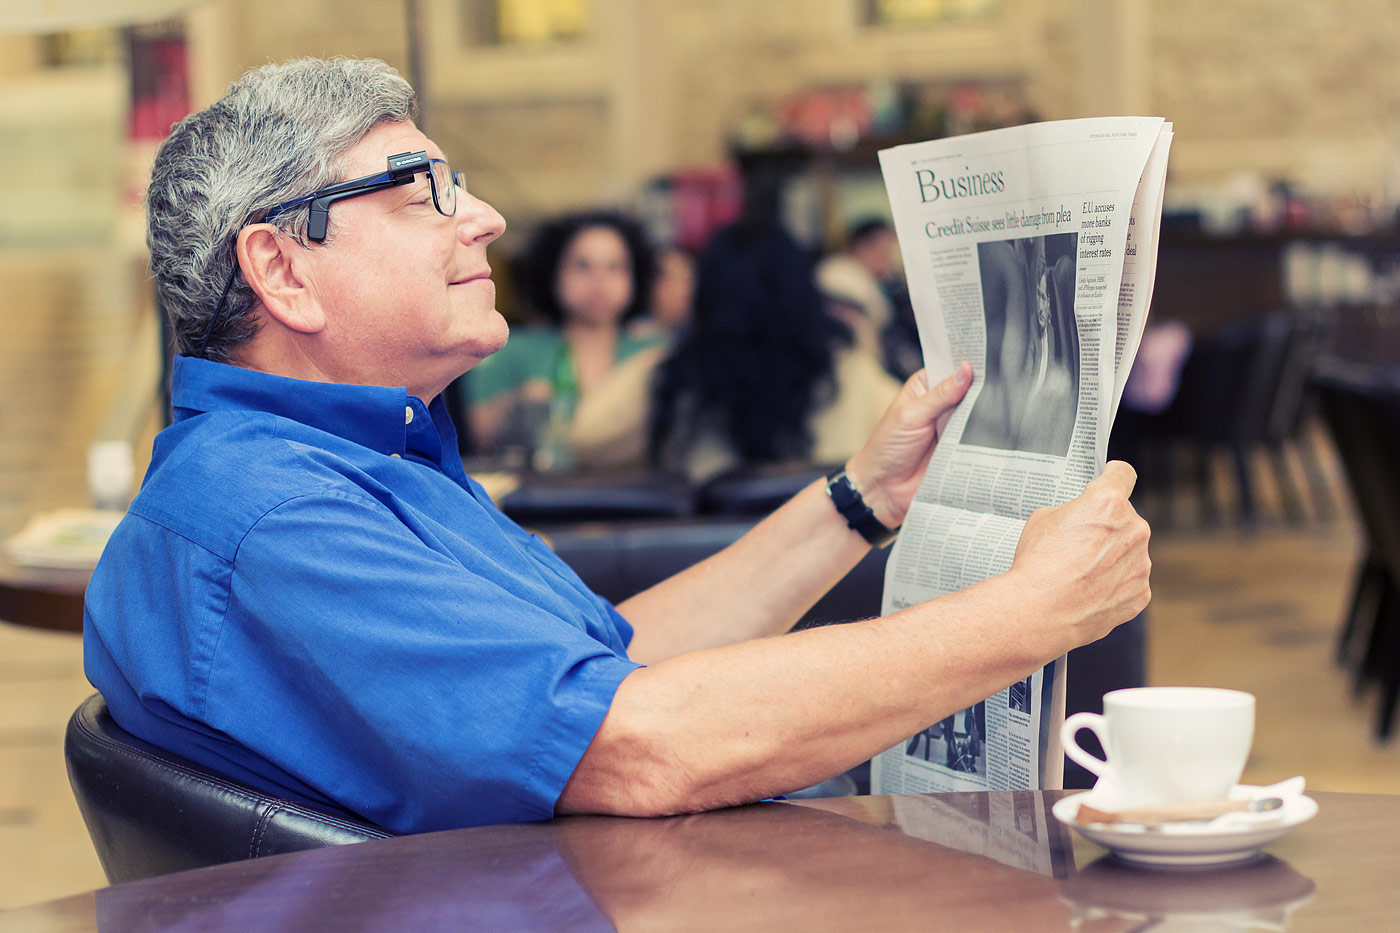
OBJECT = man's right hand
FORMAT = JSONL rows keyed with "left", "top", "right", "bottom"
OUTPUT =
{"left": 1010, "top": 461, "right": 1151, "bottom": 655}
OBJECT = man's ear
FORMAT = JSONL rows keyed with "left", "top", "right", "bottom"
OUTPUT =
{"left": 237, "top": 224, "right": 326, "bottom": 335}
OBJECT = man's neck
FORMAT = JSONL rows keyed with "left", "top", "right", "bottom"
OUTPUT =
{"left": 232, "top": 339, "right": 445, "bottom": 405}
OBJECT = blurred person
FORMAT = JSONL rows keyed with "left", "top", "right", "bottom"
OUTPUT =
{"left": 466, "top": 210, "right": 665, "bottom": 468}
{"left": 816, "top": 218, "right": 899, "bottom": 363}
{"left": 648, "top": 220, "right": 902, "bottom": 482}
{"left": 630, "top": 244, "right": 696, "bottom": 339}
{"left": 85, "top": 57, "right": 1151, "bottom": 836}
{"left": 881, "top": 286, "right": 925, "bottom": 381}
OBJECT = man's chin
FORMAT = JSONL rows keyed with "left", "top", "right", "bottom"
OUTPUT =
{"left": 458, "top": 313, "right": 510, "bottom": 370}
{"left": 485, "top": 310, "right": 510, "bottom": 353}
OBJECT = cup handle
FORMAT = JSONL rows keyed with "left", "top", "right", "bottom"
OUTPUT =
{"left": 1061, "top": 711, "right": 1111, "bottom": 779}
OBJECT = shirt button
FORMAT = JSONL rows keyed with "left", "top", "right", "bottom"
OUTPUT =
{"left": 405, "top": 405, "right": 414, "bottom": 424}
{"left": 390, "top": 453, "right": 402, "bottom": 459}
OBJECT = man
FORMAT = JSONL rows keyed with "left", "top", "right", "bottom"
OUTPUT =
{"left": 85, "top": 58, "right": 1150, "bottom": 834}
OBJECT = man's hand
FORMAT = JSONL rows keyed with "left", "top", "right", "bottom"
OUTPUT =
{"left": 1010, "top": 461, "right": 1152, "bottom": 655}
{"left": 845, "top": 362, "right": 973, "bottom": 529}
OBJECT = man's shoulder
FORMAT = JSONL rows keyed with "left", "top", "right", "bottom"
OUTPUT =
{"left": 130, "top": 409, "right": 383, "bottom": 560}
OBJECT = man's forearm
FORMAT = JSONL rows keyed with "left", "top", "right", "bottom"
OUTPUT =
{"left": 560, "top": 571, "right": 1055, "bottom": 818}
{"left": 564, "top": 465, "right": 1152, "bottom": 819}
{"left": 619, "top": 477, "right": 874, "bottom": 664}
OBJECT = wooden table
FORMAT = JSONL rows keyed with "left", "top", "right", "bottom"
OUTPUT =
{"left": 2, "top": 790, "right": 1394, "bottom": 930}
{"left": 0, "top": 550, "right": 87, "bottom": 634}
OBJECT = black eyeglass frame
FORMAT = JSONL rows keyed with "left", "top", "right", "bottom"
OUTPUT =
{"left": 194, "top": 150, "right": 466, "bottom": 358}
{"left": 263, "top": 149, "right": 463, "bottom": 242}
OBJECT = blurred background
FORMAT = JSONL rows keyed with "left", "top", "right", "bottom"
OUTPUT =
{"left": 4, "top": 0, "right": 1400, "bottom": 909}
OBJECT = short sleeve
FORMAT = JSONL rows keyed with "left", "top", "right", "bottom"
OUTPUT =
{"left": 206, "top": 489, "right": 641, "bottom": 833}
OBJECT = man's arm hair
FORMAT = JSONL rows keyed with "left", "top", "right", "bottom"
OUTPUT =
{"left": 562, "top": 465, "right": 1149, "bottom": 817}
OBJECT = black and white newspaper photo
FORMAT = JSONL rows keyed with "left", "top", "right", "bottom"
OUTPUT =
{"left": 962, "top": 232, "right": 1081, "bottom": 458}
{"left": 870, "top": 117, "right": 1172, "bottom": 796}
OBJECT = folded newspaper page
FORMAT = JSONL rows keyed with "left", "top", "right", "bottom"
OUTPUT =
{"left": 871, "top": 117, "right": 1172, "bottom": 795}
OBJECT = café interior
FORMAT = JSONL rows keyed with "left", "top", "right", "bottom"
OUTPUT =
{"left": 3, "top": 0, "right": 1400, "bottom": 926}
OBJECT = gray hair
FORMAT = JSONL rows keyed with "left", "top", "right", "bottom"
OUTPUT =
{"left": 147, "top": 57, "right": 416, "bottom": 361}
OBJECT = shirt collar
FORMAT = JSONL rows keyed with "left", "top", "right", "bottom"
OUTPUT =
{"left": 170, "top": 355, "right": 460, "bottom": 464}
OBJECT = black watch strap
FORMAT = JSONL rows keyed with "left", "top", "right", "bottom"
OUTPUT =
{"left": 825, "top": 468, "right": 899, "bottom": 548}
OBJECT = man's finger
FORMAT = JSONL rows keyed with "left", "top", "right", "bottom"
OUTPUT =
{"left": 909, "top": 361, "right": 973, "bottom": 416}
{"left": 1092, "top": 460, "right": 1138, "bottom": 499}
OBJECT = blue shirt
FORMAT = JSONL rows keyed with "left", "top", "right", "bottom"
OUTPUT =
{"left": 83, "top": 356, "right": 642, "bottom": 833}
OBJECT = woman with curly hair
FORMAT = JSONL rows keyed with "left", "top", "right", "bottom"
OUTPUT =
{"left": 467, "top": 210, "right": 665, "bottom": 467}
{"left": 647, "top": 220, "right": 901, "bottom": 481}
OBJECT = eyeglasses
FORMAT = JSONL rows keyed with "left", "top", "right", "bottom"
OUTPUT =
{"left": 264, "top": 150, "right": 465, "bottom": 242}
{"left": 195, "top": 151, "right": 467, "bottom": 358}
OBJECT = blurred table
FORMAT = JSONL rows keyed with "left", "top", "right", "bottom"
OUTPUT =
{"left": 3, "top": 790, "right": 1393, "bottom": 929}
{"left": 0, "top": 549, "right": 87, "bottom": 634}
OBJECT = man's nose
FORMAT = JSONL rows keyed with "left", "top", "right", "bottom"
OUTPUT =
{"left": 457, "top": 193, "right": 506, "bottom": 245}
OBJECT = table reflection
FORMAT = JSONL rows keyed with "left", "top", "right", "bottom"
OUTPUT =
{"left": 93, "top": 825, "right": 612, "bottom": 931}
{"left": 75, "top": 791, "right": 1324, "bottom": 931}
{"left": 558, "top": 793, "right": 1071, "bottom": 929}
{"left": 1059, "top": 853, "right": 1315, "bottom": 932}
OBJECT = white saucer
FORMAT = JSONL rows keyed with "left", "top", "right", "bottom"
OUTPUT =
{"left": 1052, "top": 785, "right": 1318, "bottom": 868}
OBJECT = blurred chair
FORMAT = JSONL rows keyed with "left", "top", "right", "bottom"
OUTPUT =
{"left": 497, "top": 470, "right": 694, "bottom": 525}
{"left": 1143, "top": 312, "right": 1297, "bottom": 526}
{"left": 1262, "top": 310, "right": 1336, "bottom": 523}
{"left": 544, "top": 516, "right": 891, "bottom": 629}
{"left": 697, "top": 462, "right": 836, "bottom": 516}
{"left": 66, "top": 694, "right": 390, "bottom": 884}
{"left": 1062, "top": 611, "right": 1149, "bottom": 789}
{"left": 1313, "top": 360, "right": 1400, "bottom": 739}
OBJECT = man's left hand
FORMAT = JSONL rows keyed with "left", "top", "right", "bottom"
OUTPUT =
{"left": 845, "top": 362, "right": 973, "bottom": 529}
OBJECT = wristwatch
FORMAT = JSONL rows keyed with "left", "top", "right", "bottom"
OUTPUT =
{"left": 825, "top": 468, "right": 899, "bottom": 548}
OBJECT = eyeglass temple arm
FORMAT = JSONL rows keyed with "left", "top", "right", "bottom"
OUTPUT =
{"left": 297, "top": 152, "right": 429, "bottom": 241}
{"left": 306, "top": 177, "right": 412, "bottom": 241}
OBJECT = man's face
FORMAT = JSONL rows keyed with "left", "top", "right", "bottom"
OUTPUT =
{"left": 294, "top": 121, "right": 507, "bottom": 399}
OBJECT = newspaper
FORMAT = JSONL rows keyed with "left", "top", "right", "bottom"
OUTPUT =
{"left": 871, "top": 117, "right": 1173, "bottom": 795}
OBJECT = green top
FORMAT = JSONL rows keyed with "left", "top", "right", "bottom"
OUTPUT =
{"left": 467, "top": 328, "right": 666, "bottom": 405}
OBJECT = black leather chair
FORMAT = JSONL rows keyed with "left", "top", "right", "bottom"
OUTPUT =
{"left": 1313, "top": 359, "right": 1400, "bottom": 738}
{"left": 65, "top": 694, "right": 391, "bottom": 884}
{"left": 1144, "top": 312, "right": 1298, "bottom": 526}
{"left": 497, "top": 470, "right": 695, "bottom": 525}
{"left": 696, "top": 462, "right": 837, "bottom": 516}
{"left": 544, "top": 516, "right": 893, "bottom": 629}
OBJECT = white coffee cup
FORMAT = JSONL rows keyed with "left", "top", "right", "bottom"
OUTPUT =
{"left": 1061, "top": 687, "right": 1255, "bottom": 806}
